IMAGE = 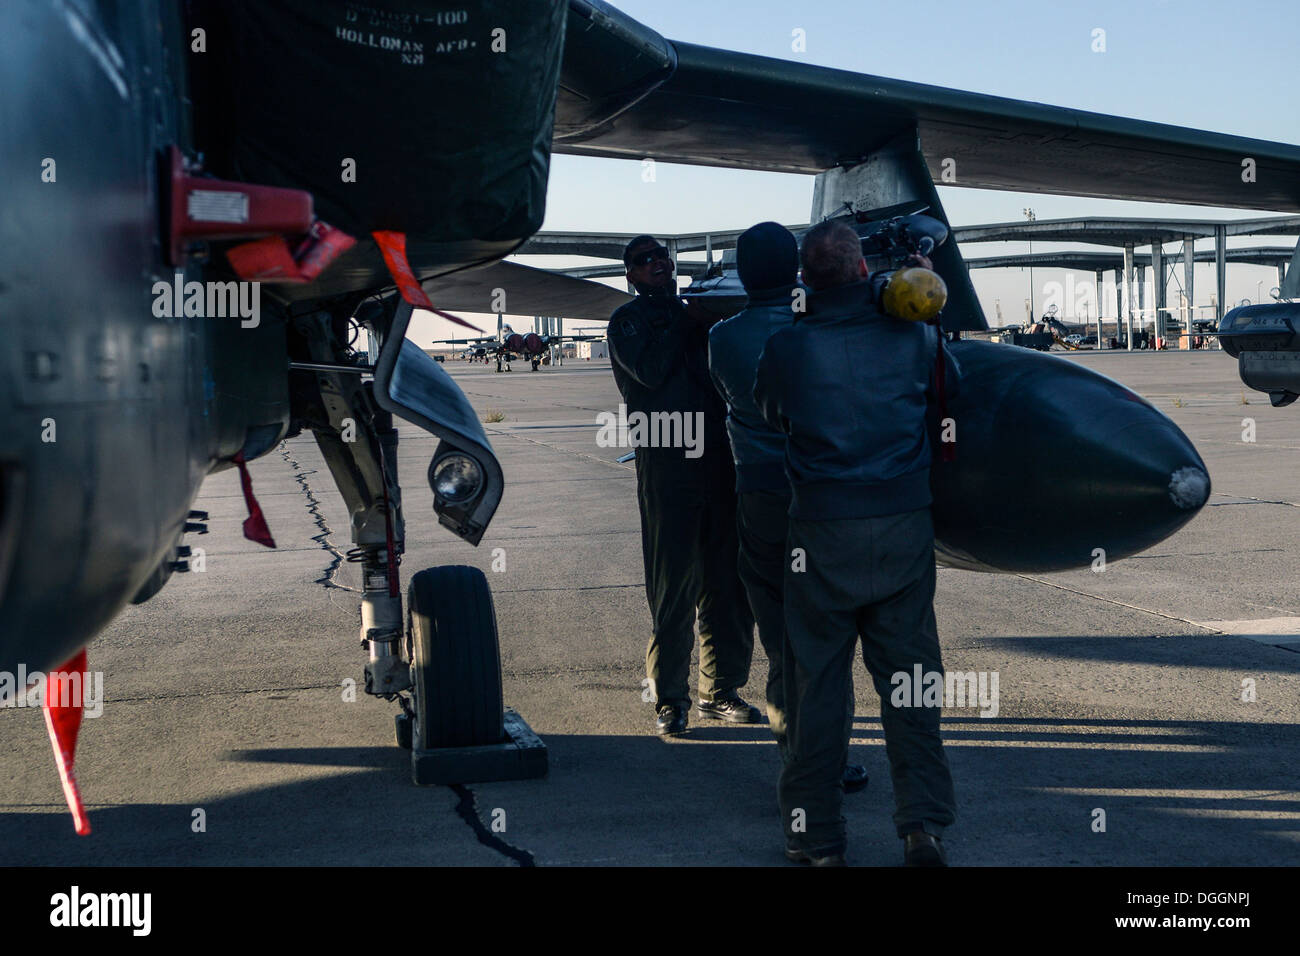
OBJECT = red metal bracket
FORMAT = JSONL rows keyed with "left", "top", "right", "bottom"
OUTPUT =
{"left": 165, "top": 145, "right": 313, "bottom": 266}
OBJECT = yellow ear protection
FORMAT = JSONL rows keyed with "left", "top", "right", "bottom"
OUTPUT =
{"left": 882, "top": 267, "right": 948, "bottom": 322}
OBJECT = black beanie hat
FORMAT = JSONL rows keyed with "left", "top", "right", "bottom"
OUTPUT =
{"left": 736, "top": 221, "right": 798, "bottom": 293}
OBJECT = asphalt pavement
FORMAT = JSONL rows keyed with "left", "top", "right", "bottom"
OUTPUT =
{"left": 2, "top": 348, "right": 1297, "bottom": 866}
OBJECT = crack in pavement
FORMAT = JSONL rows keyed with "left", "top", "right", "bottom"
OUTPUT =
{"left": 102, "top": 682, "right": 340, "bottom": 704}
{"left": 1212, "top": 491, "right": 1300, "bottom": 508}
{"left": 484, "top": 426, "right": 632, "bottom": 471}
{"left": 280, "top": 444, "right": 358, "bottom": 592}
{"left": 495, "top": 582, "right": 642, "bottom": 594}
{"left": 449, "top": 783, "right": 537, "bottom": 866}
{"left": 1013, "top": 573, "right": 1222, "bottom": 631}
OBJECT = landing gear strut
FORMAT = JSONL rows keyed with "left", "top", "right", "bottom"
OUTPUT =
{"left": 291, "top": 297, "right": 545, "bottom": 786}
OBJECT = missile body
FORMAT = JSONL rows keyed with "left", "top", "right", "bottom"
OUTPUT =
{"left": 932, "top": 341, "right": 1209, "bottom": 572}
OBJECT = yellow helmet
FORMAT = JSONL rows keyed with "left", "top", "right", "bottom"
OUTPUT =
{"left": 882, "top": 267, "right": 948, "bottom": 322}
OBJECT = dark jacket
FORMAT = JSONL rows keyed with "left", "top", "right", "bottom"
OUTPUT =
{"left": 607, "top": 290, "right": 729, "bottom": 472}
{"left": 708, "top": 286, "right": 795, "bottom": 493}
{"left": 753, "top": 279, "right": 961, "bottom": 520}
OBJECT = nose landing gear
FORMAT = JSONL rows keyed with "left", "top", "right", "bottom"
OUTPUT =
{"left": 294, "top": 298, "right": 545, "bottom": 787}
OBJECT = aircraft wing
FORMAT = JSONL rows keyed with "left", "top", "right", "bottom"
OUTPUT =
{"left": 422, "top": 260, "right": 631, "bottom": 322}
{"left": 557, "top": 1, "right": 1300, "bottom": 212}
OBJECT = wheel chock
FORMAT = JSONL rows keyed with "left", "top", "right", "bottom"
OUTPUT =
{"left": 411, "top": 708, "right": 547, "bottom": 785}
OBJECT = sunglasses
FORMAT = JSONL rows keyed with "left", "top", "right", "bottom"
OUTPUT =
{"left": 630, "top": 247, "right": 672, "bottom": 268}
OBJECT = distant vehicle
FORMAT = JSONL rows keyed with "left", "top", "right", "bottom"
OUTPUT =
{"left": 1008, "top": 331, "right": 1054, "bottom": 351}
{"left": 434, "top": 354, "right": 445, "bottom": 363}
{"left": 1034, "top": 305, "right": 1087, "bottom": 350}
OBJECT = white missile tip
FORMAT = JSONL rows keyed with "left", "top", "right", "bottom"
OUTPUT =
{"left": 1168, "top": 466, "right": 1209, "bottom": 510}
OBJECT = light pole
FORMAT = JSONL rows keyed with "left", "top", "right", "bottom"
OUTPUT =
{"left": 1023, "top": 207, "right": 1036, "bottom": 323}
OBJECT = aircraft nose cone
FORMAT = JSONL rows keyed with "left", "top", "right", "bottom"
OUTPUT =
{"left": 1080, "top": 415, "right": 1209, "bottom": 516}
{"left": 1169, "top": 465, "right": 1210, "bottom": 511}
{"left": 932, "top": 342, "right": 1211, "bottom": 572}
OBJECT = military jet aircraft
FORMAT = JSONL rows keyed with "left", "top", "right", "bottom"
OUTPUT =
{"left": 4, "top": 0, "right": 1299, "bottom": 834}
{"left": 1218, "top": 253, "right": 1300, "bottom": 402}
{"left": 434, "top": 321, "right": 607, "bottom": 372}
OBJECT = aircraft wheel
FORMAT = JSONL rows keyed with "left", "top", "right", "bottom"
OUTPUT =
{"left": 395, "top": 712, "right": 412, "bottom": 750}
{"left": 407, "top": 565, "right": 505, "bottom": 748}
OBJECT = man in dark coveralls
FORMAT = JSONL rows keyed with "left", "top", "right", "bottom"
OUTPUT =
{"left": 755, "top": 220, "right": 959, "bottom": 867}
{"left": 707, "top": 222, "right": 869, "bottom": 794}
{"left": 607, "top": 235, "right": 759, "bottom": 737}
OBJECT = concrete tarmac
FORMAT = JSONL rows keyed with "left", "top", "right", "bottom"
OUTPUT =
{"left": 2, "top": 348, "right": 1297, "bottom": 866}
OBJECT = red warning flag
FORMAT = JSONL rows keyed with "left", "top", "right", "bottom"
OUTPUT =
{"left": 227, "top": 220, "right": 357, "bottom": 284}
{"left": 372, "top": 230, "right": 434, "bottom": 308}
{"left": 226, "top": 235, "right": 302, "bottom": 281}
{"left": 372, "top": 230, "right": 483, "bottom": 333}
{"left": 294, "top": 222, "right": 357, "bottom": 281}
{"left": 233, "top": 451, "right": 276, "bottom": 548}
{"left": 43, "top": 649, "right": 91, "bottom": 836}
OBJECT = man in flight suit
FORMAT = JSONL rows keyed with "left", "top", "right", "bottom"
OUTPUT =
{"left": 755, "top": 220, "right": 959, "bottom": 866}
{"left": 608, "top": 235, "right": 759, "bottom": 736}
{"left": 707, "top": 222, "right": 868, "bottom": 792}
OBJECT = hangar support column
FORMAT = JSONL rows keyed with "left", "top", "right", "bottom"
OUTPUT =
{"left": 1151, "top": 243, "right": 1166, "bottom": 343}
{"left": 1114, "top": 268, "right": 1123, "bottom": 344}
{"left": 1095, "top": 269, "right": 1106, "bottom": 346}
{"left": 1123, "top": 243, "right": 1135, "bottom": 350}
{"left": 1183, "top": 235, "right": 1196, "bottom": 334}
{"left": 1215, "top": 225, "right": 1227, "bottom": 321}
{"left": 1137, "top": 266, "right": 1146, "bottom": 335}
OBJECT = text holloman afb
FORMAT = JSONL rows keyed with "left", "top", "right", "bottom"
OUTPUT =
{"left": 890, "top": 665, "right": 999, "bottom": 718}
{"left": 151, "top": 272, "right": 260, "bottom": 328}
{"left": 595, "top": 404, "right": 705, "bottom": 459}
{"left": 0, "top": 667, "right": 104, "bottom": 718}
{"left": 50, "top": 886, "right": 151, "bottom": 937}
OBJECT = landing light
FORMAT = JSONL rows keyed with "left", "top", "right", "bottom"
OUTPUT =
{"left": 432, "top": 454, "right": 483, "bottom": 503}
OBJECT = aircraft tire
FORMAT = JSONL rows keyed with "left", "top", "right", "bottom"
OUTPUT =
{"left": 408, "top": 565, "right": 506, "bottom": 749}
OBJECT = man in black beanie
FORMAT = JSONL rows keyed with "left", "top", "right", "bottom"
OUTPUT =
{"left": 607, "top": 235, "right": 759, "bottom": 737}
{"left": 708, "top": 222, "right": 869, "bottom": 791}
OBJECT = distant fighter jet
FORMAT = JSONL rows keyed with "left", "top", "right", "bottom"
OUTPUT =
{"left": 435, "top": 321, "right": 606, "bottom": 372}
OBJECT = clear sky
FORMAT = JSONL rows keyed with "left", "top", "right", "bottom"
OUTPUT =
{"left": 419, "top": 0, "right": 1299, "bottom": 342}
